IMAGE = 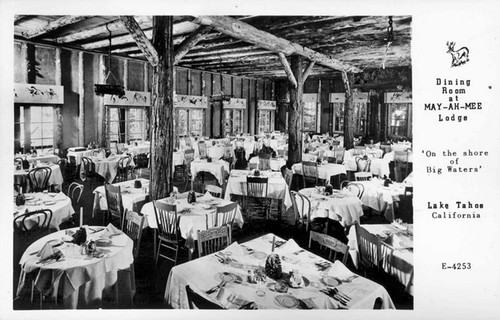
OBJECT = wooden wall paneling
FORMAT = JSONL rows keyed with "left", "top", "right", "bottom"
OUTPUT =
{"left": 256, "top": 80, "right": 264, "bottom": 134}
{"left": 98, "top": 54, "right": 107, "bottom": 147}
{"left": 212, "top": 73, "right": 222, "bottom": 137}
{"left": 109, "top": 56, "right": 124, "bottom": 86}
{"left": 128, "top": 60, "right": 144, "bottom": 91}
{"left": 147, "top": 64, "right": 153, "bottom": 92}
{"left": 191, "top": 70, "right": 202, "bottom": 96}
{"left": 320, "top": 78, "right": 330, "bottom": 134}
{"left": 78, "top": 52, "right": 85, "bottom": 146}
{"left": 123, "top": 60, "right": 129, "bottom": 90}
{"left": 248, "top": 79, "right": 256, "bottom": 135}
{"left": 204, "top": 72, "right": 212, "bottom": 137}
{"left": 303, "top": 78, "right": 319, "bottom": 94}
{"left": 275, "top": 80, "right": 288, "bottom": 132}
{"left": 176, "top": 68, "right": 188, "bottom": 95}
{"left": 26, "top": 44, "right": 36, "bottom": 83}
{"left": 54, "top": 48, "right": 63, "bottom": 154}
{"left": 14, "top": 42, "right": 25, "bottom": 83}
{"left": 232, "top": 77, "right": 242, "bottom": 98}
{"left": 34, "top": 46, "right": 56, "bottom": 85}
{"left": 83, "top": 52, "right": 97, "bottom": 145}
{"left": 221, "top": 74, "right": 232, "bottom": 136}
{"left": 241, "top": 78, "right": 249, "bottom": 133}
{"left": 60, "top": 49, "right": 79, "bottom": 149}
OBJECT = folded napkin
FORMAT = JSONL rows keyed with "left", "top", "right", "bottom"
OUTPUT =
{"left": 220, "top": 290, "right": 257, "bottom": 309}
{"left": 101, "top": 223, "right": 122, "bottom": 237}
{"left": 37, "top": 242, "right": 55, "bottom": 260}
{"left": 223, "top": 242, "right": 244, "bottom": 257}
{"left": 329, "top": 260, "right": 356, "bottom": 280}
{"left": 391, "top": 220, "right": 408, "bottom": 231}
{"left": 199, "top": 192, "right": 215, "bottom": 202}
{"left": 278, "top": 239, "right": 302, "bottom": 254}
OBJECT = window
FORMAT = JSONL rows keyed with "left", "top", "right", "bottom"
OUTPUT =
{"left": 385, "top": 92, "right": 412, "bottom": 138}
{"left": 109, "top": 107, "right": 146, "bottom": 144}
{"left": 224, "top": 109, "right": 244, "bottom": 136}
{"left": 302, "top": 94, "right": 318, "bottom": 132}
{"left": 329, "top": 93, "right": 368, "bottom": 135}
{"left": 258, "top": 110, "right": 274, "bottom": 134}
{"left": 175, "top": 108, "right": 205, "bottom": 137}
{"left": 14, "top": 105, "right": 54, "bottom": 153}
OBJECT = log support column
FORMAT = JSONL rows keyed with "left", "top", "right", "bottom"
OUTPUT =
{"left": 341, "top": 71, "right": 355, "bottom": 149}
{"left": 287, "top": 55, "right": 304, "bottom": 167}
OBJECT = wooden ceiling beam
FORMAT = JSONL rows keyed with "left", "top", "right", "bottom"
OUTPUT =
{"left": 174, "top": 26, "right": 213, "bottom": 65}
{"left": 184, "top": 45, "right": 260, "bottom": 58}
{"left": 119, "top": 16, "right": 159, "bottom": 66}
{"left": 81, "top": 21, "right": 197, "bottom": 50}
{"left": 22, "top": 15, "right": 92, "bottom": 39}
{"left": 277, "top": 52, "right": 297, "bottom": 87}
{"left": 56, "top": 16, "right": 151, "bottom": 44}
{"left": 190, "top": 15, "right": 361, "bottom": 73}
{"left": 14, "top": 15, "right": 30, "bottom": 24}
{"left": 181, "top": 49, "right": 271, "bottom": 63}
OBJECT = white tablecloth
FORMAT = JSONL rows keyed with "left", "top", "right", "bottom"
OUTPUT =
{"left": 17, "top": 226, "right": 135, "bottom": 309}
{"left": 165, "top": 234, "right": 395, "bottom": 309}
{"left": 92, "top": 178, "right": 150, "bottom": 216}
{"left": 298, "top": 188, "right": 364, "bottom": 227}
{"left": 207, "top": 146, "right": 225, "bottom": 159}
{"left": 14, "top": 192, "right": 74, "bottom": 230}
{"left": 88, "top": 155, "right": 135, "bottom": 183}
{"left": 14, "top": 163, "right": 64, "bottom": 191}
{"left": 140, "top": 195, "right": 244, "bottom": 251}
{"left": 124, "top": 143, "right": 150, "bottom": 155}
{"left": 355, "top": 179, "right": 407, "bottom": 222}
{"left": 67, "top": 148, "right": 95, "bottom": 165}
{"left": 190, "top": 159, "right": 230, "bottom": 185}
{"left": 224, "top": 170, "right": 292, "bottom": 209}
{"left": 15, "top": 153, "right": 60, "bottom": 164}
{"left": 348, "top": 224, "right": 413, "bottom": 296}
{"left": 292, "top": 163, "right": 347, "bottom": 181}
{"left": 248, "top": 157, "right": 286, "bottom": 171}
{"left": 383, "top": 151, "right": 414, "bottom": 163}
{"left": 343, "top": 156, "right": 390, "bottom": 177}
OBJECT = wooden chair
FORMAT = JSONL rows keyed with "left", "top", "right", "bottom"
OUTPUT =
{"left": 153, "top": 201, "right": 180, "bottom": 266}
{"left": 290, "top": 190, "right": 311, "bottom": 232}
{"left": 333, "top": 147, "right": 345, "bottom": 164}
{"left": 355, "top": 156, "right": 372, "bottom": 172}
{"left": 380, "top": 144, "right": 392, "bottom": 156}
{"left": 354, "top": 172, "right": 373, "bottom": 181}
{"left": 186, "top": 285, "right": 224, "bottom": 309}
{"left": 27, "top": 167, "right": 52, "bottom": 192}
{"left": 197, "top": 225, "right": 231, "bottom": 258}
{"left": 394, "top": 151, "right": 409, "bottom": 182}
{"left": 67, "top": 182, "right": 84, "bottom": 206}
{"left": 308, "top": 231, "right": 349, "bottom": 264}
{"left": 14, "top": 209, "right": 53, "bottom": 236}
{"left": 257, "top": 153, "right": 271, "bottom": 171}
{"left": 80, "top": 156, "right": 98, "bottom": 188}
{"left": 301, "top": 161, "right": 319, "bottom": 189}
{"left": 122, "top": 209, "right": 145, "bottom": 259}
{"left": 204, "top": 184, "right": 223, "bottom": 198}
{"left": 341, "top": 181, "right": 365, "bottom": 199}
{"left": 198, "top": 141, "right": 208, "bottom": 158}
{"left": 355, "top": 223, "right": 381, "bottom": 275}
{"left": 210, "top": 202, "right": 237, "bottom": 229}
{"left": 283, "top": 167, "right": 293, "bottom": 189}
{"left": 104, "top": 183, "right": 124, "bottom": 228}
{"left": 133, "top": 152, "right": 149, "bottom": 169}
{"left": 115, "top": 155, "right": 132, "bottom": 182}
{"left": 245, "top": 176, "right": 269, "bottom": 220}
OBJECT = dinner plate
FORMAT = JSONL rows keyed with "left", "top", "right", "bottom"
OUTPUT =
{"left": 96, "top": 237, "right": 112, "bottom": 246}
{"left": 281, "top": 255, "right": 300, "bottom": 264}
{"left": 24, "top": 195, "right": 35, "bottom": 200}
{"left": 218, "top": 272, "right": 243, "bottom": 283}
{"left": 43, "top": 200, "right": 56, "bottom": 205}
{"left": 321, "top": 276, "right": 340, "bottom": 287}
{"left": 200, "top": 204, "right": 211, "bottom": 210}
{"left": 275, "top": 295, "right": 299, "bottom": 308}
{"left": 251, "top": 251, "right": 267, "bottom": 259}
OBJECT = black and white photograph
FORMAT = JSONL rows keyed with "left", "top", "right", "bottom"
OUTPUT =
{"left": 1, "top": 1, "right": 499, "bottom": 320}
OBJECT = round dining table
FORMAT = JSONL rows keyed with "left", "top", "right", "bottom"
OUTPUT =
{"left": 14, "top": 163, "right": 64, "bottom": 192}
{"left": 16, "top": 226, "right": 135, "bottom": 309}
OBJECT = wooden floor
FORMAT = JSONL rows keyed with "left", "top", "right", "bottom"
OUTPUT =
{"left": 13, "top": 169, "right": 413, "bottom": 310}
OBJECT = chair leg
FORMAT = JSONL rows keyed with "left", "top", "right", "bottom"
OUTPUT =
{"left": 155, "top": 239, "right": 161, "bottom": 267}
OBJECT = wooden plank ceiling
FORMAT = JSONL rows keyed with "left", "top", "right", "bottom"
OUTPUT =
{"left": 14, "top": 15, "right": 411, "bottom": 79}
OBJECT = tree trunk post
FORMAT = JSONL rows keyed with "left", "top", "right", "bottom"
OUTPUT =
{"left": 287, "top": 55, "right": 304, "bottom": 168}
{"left": 150, "top": 16, "right": 174, "bottom": 200}
{"left": 341, "top": 71, "right": 355, "bottom": 149}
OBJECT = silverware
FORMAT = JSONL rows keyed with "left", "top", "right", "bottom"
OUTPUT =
{"left": 206, "top": 280, "right": 224, "bottom": 294}
{"left": 333, "top": 288, "right": 351, "bottom": 301}
{"left": 293, "top": 249, "right": 305, "bottom": 255}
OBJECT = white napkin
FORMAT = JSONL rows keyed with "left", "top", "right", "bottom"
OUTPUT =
{"left": 391, "top": 220, "right": 408, "bottom": 231}
{"left": 199, "top": 192, "right": 215, "bottom": 202}
{"left": 223, "top": 242, "right": 244, "bottom": 257}
{"left": 278, "top": 239, "right": 302, "bottom": 254}
{"left": 329, "top": 260, "right": 355, "bottom": 280}
{"left": 37, "top": 242, "right": 55, "bottom": 261}
{"left": 101, "top": 223, "right": 122, "bottom": 237}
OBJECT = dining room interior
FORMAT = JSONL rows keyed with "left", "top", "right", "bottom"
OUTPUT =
{"left": 11, "top": 14, "right": 414, "bottom": 311}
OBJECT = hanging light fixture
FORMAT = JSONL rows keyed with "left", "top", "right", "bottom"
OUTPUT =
{"left": 95, "top": 23, "right": 125, "bottom": 97}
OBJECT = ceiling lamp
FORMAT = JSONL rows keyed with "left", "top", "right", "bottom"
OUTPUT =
{"left": 95, "top": 23, "right": 125, "bottom": 97}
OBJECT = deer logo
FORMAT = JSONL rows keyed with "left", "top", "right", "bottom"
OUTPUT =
{"left": 446, "top": 41, "right": 469, "bottom": 67}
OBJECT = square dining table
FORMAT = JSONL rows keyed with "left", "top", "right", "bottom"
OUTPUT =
{"left": 165, "top": 233, "right": 395, "bottom": 309}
